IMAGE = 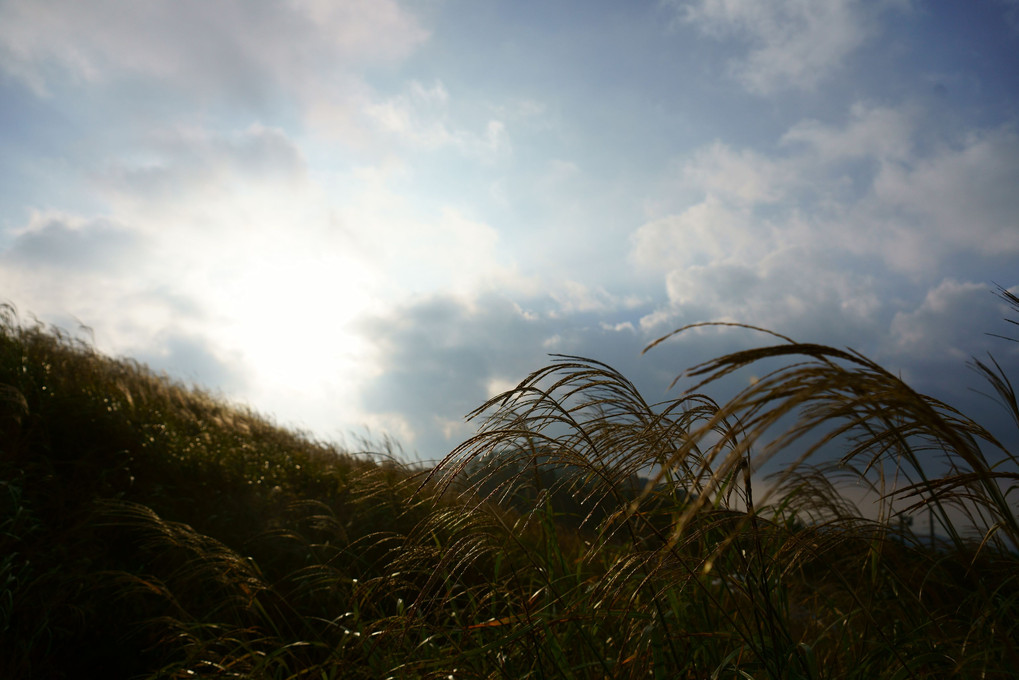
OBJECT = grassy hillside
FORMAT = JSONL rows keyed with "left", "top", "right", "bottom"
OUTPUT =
{"left": 1, "top": 301, "right": 1017, "bottom": 679}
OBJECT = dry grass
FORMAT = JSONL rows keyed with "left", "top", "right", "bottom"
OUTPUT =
{"left": 2, "top": 296, "right": 1018, "bottom": 678}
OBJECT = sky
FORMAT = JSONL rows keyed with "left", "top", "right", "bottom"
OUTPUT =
{"left": 2, "top": 0, "right": 1019, "bottom": 463}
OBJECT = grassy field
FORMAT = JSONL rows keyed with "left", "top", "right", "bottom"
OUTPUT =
{"left": 1, "top": 300, "right": 1017, "bottom": 679}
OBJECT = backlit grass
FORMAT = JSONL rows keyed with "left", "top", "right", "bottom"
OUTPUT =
{"left": 1, "top": 298, "right": 1017, "bottom": 678}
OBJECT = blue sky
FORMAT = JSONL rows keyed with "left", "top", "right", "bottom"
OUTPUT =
{"left": 2, "top": 0, "right": 1018, "bottom": 462}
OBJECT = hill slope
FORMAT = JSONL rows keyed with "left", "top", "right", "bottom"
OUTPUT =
{"left": 2, "top": 303, "right": 1018, "bottom": 679}
{"left": 0, "top": 306, "right": 434, "bottom": 678}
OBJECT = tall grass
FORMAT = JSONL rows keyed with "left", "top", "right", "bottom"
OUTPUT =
{"left": 2, "top": 297, "right": 1018, "bottom": 678}
{"left": 416, "top": 333, "right": 1019, "bottom": 678}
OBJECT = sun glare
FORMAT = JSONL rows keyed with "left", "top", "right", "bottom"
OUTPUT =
{"left": 206, "top": 230, "right": 381, "bottom": 434}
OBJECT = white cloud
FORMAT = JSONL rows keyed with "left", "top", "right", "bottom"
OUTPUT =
{"left": 890, "top": 279, "right": 994, "bottom": 360}
{"left": 601, "top": 321, "right": 636, "bottom": 333}
{"left": 639, "top": 247, "right": 886, "bottom": 346}
{"left": 781, "top": 103, "right": 915, "bottom": 164}
{"left": 485, "top": 376, "right": 520, "bottom": 399}
{"left": 548, "top": 280, "right": 644, "bottom": 316}
{"left": 0, "top": 213, "right": 212, "bottom": 365}
{"left": 646, "top": 104, "right": 918, "bottom": 222}
{"left": 287, "top": 0, "right": 428, "bottom": 62}
{"left": 96, "top": 123, "right": 309, "bottom": 216}
{"left": 393, "top": 208, "right": 511, "bottom": 292}
{"left": 635, "top": 104, "right": 1019, "bottom": 280}
{"left": 334, "top": 173, "right": 525, "bottom": 297}
{"left": 630, "top": 197, "right": 776, "bottom": 271}
{"left": 676, "top": 0, "right": 902, "bottom": 94}
{"left": 364, "top": 81, "right": 452, "bottom": 146}
{"left": 0, "top": 0, "right": 426, "bottom": 96}
{"left": 871, "top": 126, "right": 1019, "bottom": 260}
{"left": 631, "top": 101, "right": 1019, "bottom": 363}
{"left": 682, "top": 143, "right": 795, "bottom": 206}
{"left": 364, "top": 80, "right": 512, "bottom": 160}
{"left": 0, "top": 0, "right": 429, "bottom": 148}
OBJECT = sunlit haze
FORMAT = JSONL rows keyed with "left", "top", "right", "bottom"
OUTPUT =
{"left": 2, "top": 0, "right": 1018, "bottom": 460}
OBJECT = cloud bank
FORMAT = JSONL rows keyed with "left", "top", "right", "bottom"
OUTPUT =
{"left": 2, "top": 0, "right": 1018, "bottom": 462}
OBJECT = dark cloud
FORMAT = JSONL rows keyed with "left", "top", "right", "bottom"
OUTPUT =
{"left": 353, "top": 280, "right": 1019, "bottom": 469}
{"left": 1, "top": 214, "right": 143, "bottom": 272}
{"left": 354, "top": 288, "right": 852, "bottom": 460}
{"left": 885, "top": 282, "right": 1019, "bottom": 416}
{"left": 132, "top": 330, "right": 249, "bottom": 396}
{"left": 356, "top": 292, "right": 680, "bottom": 459}
{"left": 357, "top": 294, "right": 552, "bottom": 457}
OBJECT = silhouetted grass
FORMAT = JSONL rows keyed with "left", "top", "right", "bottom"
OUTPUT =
{"left": 2, "top": 298, "right": 1018, "bottom": 678}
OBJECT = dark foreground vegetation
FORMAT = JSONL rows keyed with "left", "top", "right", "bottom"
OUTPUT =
{"left": 2, "top": 300, "right": 1018, "bottom": 679}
